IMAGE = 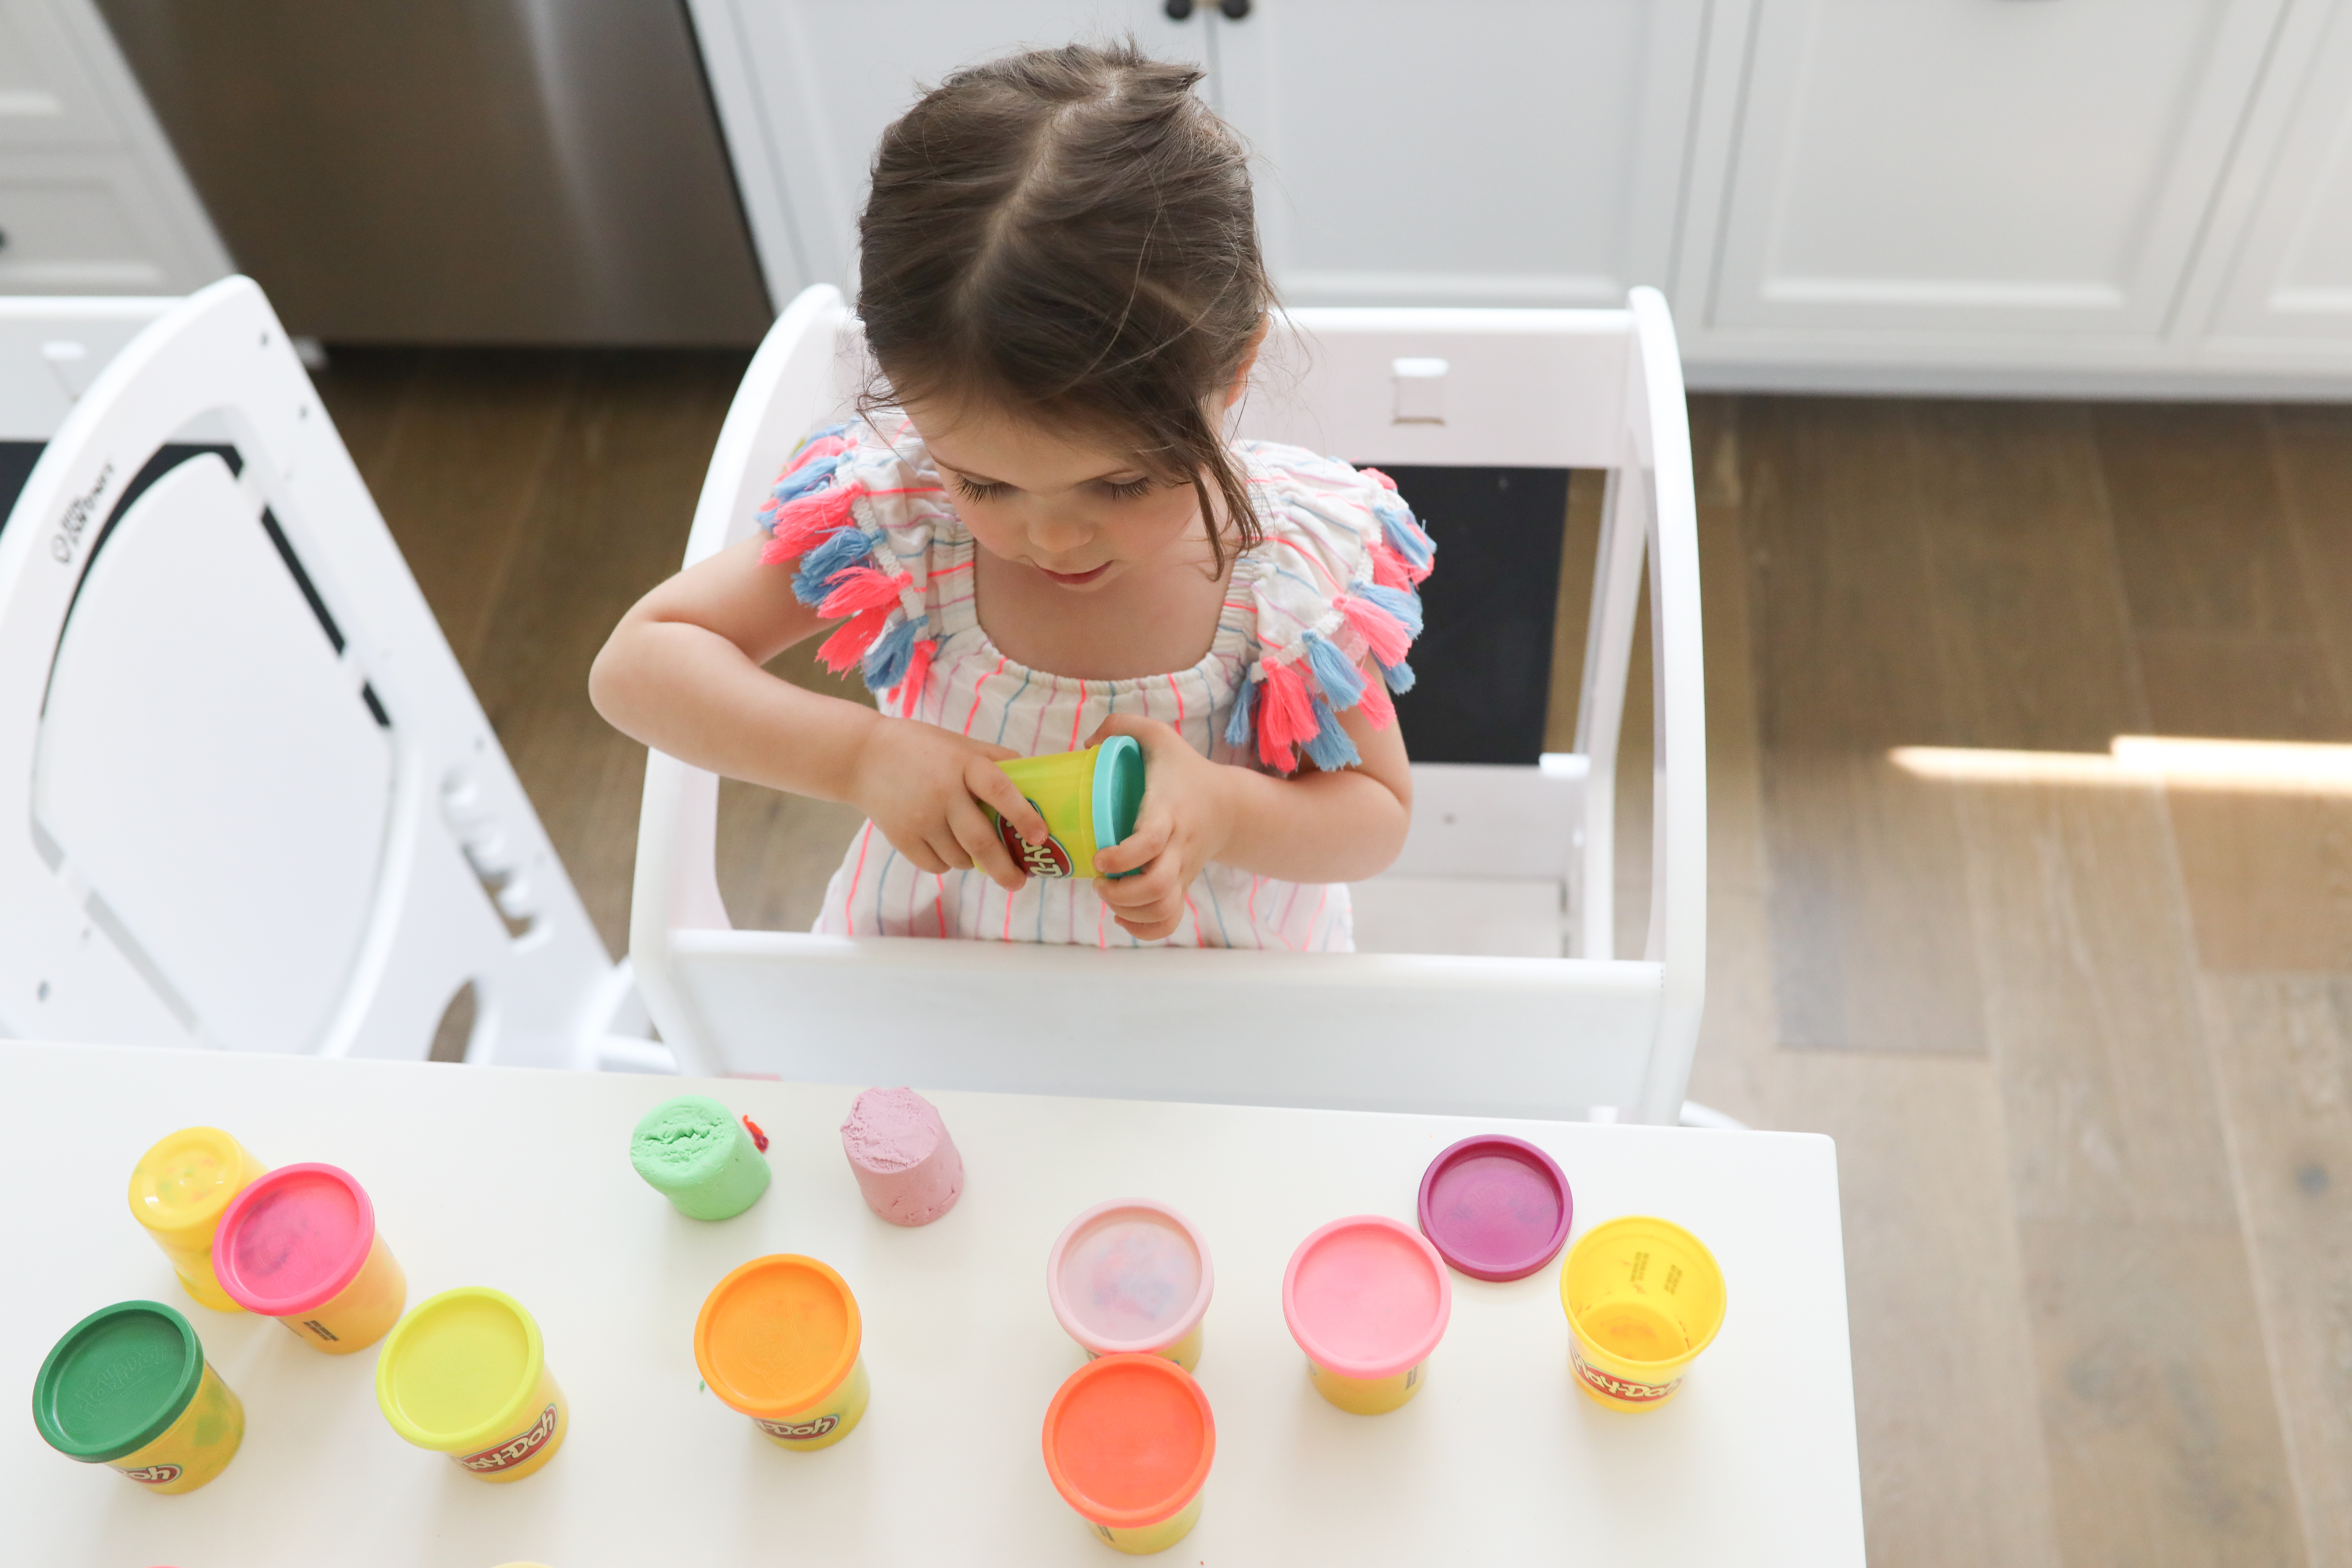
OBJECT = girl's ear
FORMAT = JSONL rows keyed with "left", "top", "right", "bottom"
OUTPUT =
{"left": 1224, "top": 316, "right": 1271, "bottom": 411}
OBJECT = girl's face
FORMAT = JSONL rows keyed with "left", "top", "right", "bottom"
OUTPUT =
{"left": 904, "top": 399, "right": 1212, "bottom": 591}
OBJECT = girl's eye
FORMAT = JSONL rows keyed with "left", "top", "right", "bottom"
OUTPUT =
{"left": 1104, "top": 477, "right": 1154, "bottom": 500}
{"left": 953, "top": 475, "right": 1008, "bottom": 503}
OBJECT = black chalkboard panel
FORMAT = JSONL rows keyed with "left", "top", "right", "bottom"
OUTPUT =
{"left": 1370, "top": 465, "right": 1569, "bottom": 765}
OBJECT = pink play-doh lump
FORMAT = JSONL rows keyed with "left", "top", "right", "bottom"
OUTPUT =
{"left": 840, "top": 1088, "right": 963, "bottom": 1226}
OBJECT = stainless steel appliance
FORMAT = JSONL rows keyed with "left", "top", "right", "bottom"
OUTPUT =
{"left": 94, "top": 0, "right": 771, "bottom": 344}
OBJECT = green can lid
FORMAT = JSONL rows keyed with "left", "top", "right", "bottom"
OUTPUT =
{"left": 1093, "top": 734, "right": 1147, "bottom": 854}
{"left": 33, "top": 1300, "right": 204, "bottom": 1462}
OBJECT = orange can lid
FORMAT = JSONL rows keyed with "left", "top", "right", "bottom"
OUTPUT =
{"left": 1042, "top": 1353, "right": 1214, "bottom": 1530}
{"left": 693, "top": 1255, "right": 860, "bottom": 1418}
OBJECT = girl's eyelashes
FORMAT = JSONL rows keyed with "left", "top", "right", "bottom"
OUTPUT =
{"left": 951, "top": 472, "right": 1153, "bottom": 502}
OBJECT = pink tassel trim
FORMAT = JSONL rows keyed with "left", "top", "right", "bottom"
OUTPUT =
{"left": 1255, "top": 658, "right": 1320, "bottom": 772}
{"left": 786, "top": 433, "right": 851, "bottom": 474}
{"left": 1360, "top": 466, "right": 1400, "bottom": 493}
{"left": 1365, "top": 539, "right": 1415, "bottom": 592}
{"left": 1356, "top": 672, "right": 1396, "bottom": 729}
{"left": 816, "top": 565, "right": 912, "bottom": 619}
{"left": 760, "top": 482, "right": 861, "bottom": 564}
{"left": 896, "top": 637, "right": 938, "bottom": 715}
{"left": 817, "top": 606, "right": 893, "bottom": 673}
{"left": 1338, "top": 594, "right": 1413, "bottom": 668}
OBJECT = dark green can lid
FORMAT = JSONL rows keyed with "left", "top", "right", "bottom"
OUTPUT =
{"left": 32, "top": 1300, "right": 204, "bottom": 1462}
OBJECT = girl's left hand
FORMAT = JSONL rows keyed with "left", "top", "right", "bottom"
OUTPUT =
{"left": 1085, "top": 715, "right": 1237, "bottom": 941}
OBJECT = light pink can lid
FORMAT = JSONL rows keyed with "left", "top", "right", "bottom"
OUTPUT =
{"left": 1046, "top": 1199, "right": 1213, "bottom": 1356}
{"left": 213, "top": 1162, "right": 377, "bottom": 1317}
{"left": 1282, "top": 1214, "right": 1451, "bottom": 1382}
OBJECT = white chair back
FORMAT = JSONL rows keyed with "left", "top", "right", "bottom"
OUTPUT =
{"left": 632, "top": 287, "right": 1704, "bottom": 1122}
{"left": 0, "top": 276, "right": 625, "bottom": 1068}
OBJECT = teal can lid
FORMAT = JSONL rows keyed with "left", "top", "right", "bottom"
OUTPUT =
{"left": 1092, "top": 735, "right": 1146, "bottom": 876}
{"left": 33, "top": 1300, "right": 204, "bottom": 1462}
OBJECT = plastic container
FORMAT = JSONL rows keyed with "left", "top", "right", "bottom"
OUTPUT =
{"left": 213, "top": 1163, "right": 406, "bottom": 1352}
{"left": 694, "top": 1255, "right": 868, "bottom": 1450}
{"left": 990, "top": 736, "right": 1145, "bottom": 880}
{"left": 127, "top": 1127, "right": 269, "bottom": 1312}
{"left": 629, "top": 1096, "right": 771, "bottom": 1220}
{"left": 1559, "top": 1216, "right": 1727, "bottom": 1410}
{"left": 377, "top": 1288, "right": 569, "bottom": 1480}
{"left": 1043, "top": 1353, "right": 1214, "bottom": 1555}
{"left": 1048, "top": 1199, "right": 1212, "bottom": 1372}
{"left": 1416, "top": 1135, "right": 1573, "bottom": 1282}
{"left": 1283, "top": 1215, "right": 1451, "bottom": 1415}
{"left": 33, "top": 1301, "right": 244, "bottom": 1493}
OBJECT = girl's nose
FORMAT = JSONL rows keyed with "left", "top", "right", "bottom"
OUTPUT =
{"left": 1027, "top": 511, "right": 1093, "bottom": 555}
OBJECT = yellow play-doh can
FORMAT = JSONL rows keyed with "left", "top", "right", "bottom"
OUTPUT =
{"left": 377, "top": 1288, "right": 569, "bottom": 1481}
{"left": 127, "top": 1127, "right": 269, "bottom": 1312}
{"left": 694, "top": 1255, "right": 869, "bottom": 1451}
{"left": 33, "top": 1301, "right": 244, "bottom": 1494}
{"left": 1560, "top": 1216, "right": 1727, "bottom": 1411}
{"left": 989, "top": 736, "right": 1146, "bottom": 879}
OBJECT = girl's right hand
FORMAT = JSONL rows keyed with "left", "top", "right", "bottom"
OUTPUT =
{"left": 847, "top": 720, "right": 1049, "bottom": 893}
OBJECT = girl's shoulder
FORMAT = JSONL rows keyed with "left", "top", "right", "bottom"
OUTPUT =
{"left": 1226, "top": 441, "right": 1436, "bottom": 774}
{"left": 754, "top": 414, "right": 954, "bottom": 713}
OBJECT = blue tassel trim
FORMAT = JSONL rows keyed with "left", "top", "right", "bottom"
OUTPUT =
{"left": 862, "top": 613, "right": 928, "bottom": 691}
{"left": 1370, "top": 491, "right": 1434, "bottom": 570}
{"left": 1301, "top": 630, "right": 1366, "bottom": 710}
{"left": 791, "top": 420, "right": 851, "bottom": 455}
{"left": 1376, "top": 656, "right": 1416, "bottom": 695}
{"left": 1225, "top": 671, "right": 1258, "bottom": 748}
{"left": 790, "top": 525, "right": 873, "bottom": 605}
{"left": 1354, "top": 581, "right": 1424, "bottom": 639}
{"left": 1302, "top": 693, "right": 1363, "bottom": 771}
{"left": 772, "top": 452, "right": 846, "bottom": 504}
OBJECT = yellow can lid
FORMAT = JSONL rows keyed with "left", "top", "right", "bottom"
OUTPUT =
{"left": 375, "top": 1288, "right": 544, "bottom": 1453}
{"left": 127, "top": 1127, "right": 260, "bottom": 1238}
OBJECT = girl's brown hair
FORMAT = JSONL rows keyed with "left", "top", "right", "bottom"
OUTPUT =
{"left": 857, "top": 40, "right": 1272, "bottom": 571}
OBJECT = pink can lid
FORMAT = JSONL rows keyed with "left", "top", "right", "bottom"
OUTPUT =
{"left": 212, "top": 1163, "right": 378, "bottom": 1317}
{"left": 1046, "top": 1199, "right": 1213, "bottom": 1355}
{"left": 1282, "top": 1214, "right": 1451, "bottom": 1382}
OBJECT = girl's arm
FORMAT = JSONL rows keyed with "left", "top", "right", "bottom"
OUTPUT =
{"left": 1088, "top": 693, "right": 1412, "bottom": 941}
{"left": 589, "top": 536, "right": 1045, "bottom": 890}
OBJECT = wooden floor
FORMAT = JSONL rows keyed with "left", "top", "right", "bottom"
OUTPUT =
{"left": 314, "top": 351, "right": 2352, "bottom": 1568}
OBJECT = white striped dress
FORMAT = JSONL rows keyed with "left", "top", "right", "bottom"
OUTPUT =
{"left": 755, "top": 415, "right": 1436, "bottom": 952}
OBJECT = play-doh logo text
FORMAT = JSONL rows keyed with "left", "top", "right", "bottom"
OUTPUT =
{"left": 458, "top": 1404, "right": 559, "bottom": 1472}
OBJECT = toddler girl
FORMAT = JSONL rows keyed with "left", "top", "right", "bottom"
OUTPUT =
{"left": 591, "top": 41, "right": 1434, "bottom": 951}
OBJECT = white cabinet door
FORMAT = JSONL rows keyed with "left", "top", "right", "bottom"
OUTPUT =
{"left": 1708, "top": 0, "right": 2288, "bottom": 337}
{"left": 1211, "top": 0, "right": 1704, "bottom": 308}
{"left": 0, "top": 0, "right": 124, "bottom": 148}
{"left": 687, "top": 1, "right": 1204, "bottom": 303}
{"left": 0, "top": 150, "right": 199, "bottom": 291}
{"left": 2206, "top": 0, "right": 2352, "bottom": 341}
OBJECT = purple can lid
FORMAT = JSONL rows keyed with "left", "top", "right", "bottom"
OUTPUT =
{"left": 1416, "top": 1135, "right": 1572, "bottom": 1282}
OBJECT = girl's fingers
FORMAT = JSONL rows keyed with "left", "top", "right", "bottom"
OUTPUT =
{"left": 950, "top": 799, "right": 1025, "bottom": 891}
{"left": 965, "top": 758, "right": 1050, "bottom": 845}
{"left": 1092, "top": 806, "right": 1171, "bottom": 878}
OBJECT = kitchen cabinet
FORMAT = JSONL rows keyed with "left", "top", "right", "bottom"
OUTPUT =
{"left": 1211, "top": 0, "right": 1704, "bottom": 309}
{"left": 1701, "top": 0, "right": 2285, "bottom": 338}
{"left": 694, "top": 0, "right": 2352, "bottom": 392}
{"left": 687, "top": 0, "right": 1704, "bottom": 315}
{"left": 0, "top": 0, "right": 229, "bottom": 296}
{"left": 2202, "top": 0, "right": 2352, "bottom": 345}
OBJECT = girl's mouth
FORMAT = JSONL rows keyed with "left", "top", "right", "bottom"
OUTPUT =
{"left": 1036, "top": 562, "right": 1112, "bottom": 586}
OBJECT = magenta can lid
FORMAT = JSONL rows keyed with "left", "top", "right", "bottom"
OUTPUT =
{"left": 212, "top": 1162, "right": 377, "bottom": 1316}
{"left": 1282, "top": 1214, "right": 1450, "bottom": 1382}
{"left": 1416, "top": 1135, "right": 1572, "bottom": 1282}
{"left": 1046, "top": 1198, "right": 1213, "bottom": 1356}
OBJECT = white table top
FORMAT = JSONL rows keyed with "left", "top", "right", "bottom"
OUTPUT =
{"left": 2, "top": 1041, "right": 1863, "bottom": 1567}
